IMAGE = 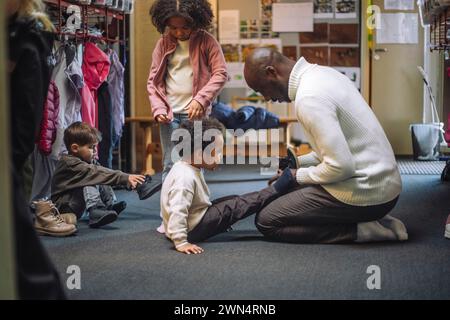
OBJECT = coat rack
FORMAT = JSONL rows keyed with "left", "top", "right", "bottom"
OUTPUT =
{"left": 43, "top": 0, "right": 127, "bottom": 44}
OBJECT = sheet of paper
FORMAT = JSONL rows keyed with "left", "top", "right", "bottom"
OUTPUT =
{"left": 377, "top": 13, "right": 418, "bottom": 44}
{"left": 219, "top": 10, "right": 240, "bottom": 41}
{"left": 384, "top": 0, "right": 414, "bottom": 10}
{"left": 272, "top": 3, "right": 313, "bottom": 32}
{"left": 314, "top": 0, "right": 334, "bottom": 19}
{"left": 335, "top": 0, "right": 357, "bottom": 19}
{"left": 224, "top": 63, "right": 246, "bottom": 88}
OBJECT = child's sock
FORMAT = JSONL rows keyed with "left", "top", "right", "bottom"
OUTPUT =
{"left": 272, "top": 168, "right": 298, "bottom": 194}
{"left": 379, "top": 214, "right": 408, "bottom": 241}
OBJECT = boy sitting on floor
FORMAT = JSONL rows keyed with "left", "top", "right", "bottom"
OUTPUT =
{"left": 51, "top": 122, "right": 161, "bottom": 228}
{"left": 161, "top": 119, "right": 298, "bottom": 254}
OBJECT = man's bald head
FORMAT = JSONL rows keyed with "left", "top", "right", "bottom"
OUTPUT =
{"left": 244, "top": 47, "right": 296, "bottom": 103}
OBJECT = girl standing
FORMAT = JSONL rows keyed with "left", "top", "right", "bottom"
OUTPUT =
{"left": 147, "top": 0, "right": 228, "bottom": 182}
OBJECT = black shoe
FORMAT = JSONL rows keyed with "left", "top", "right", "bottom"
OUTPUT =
{"left": 108, "top": 201, "right": 127, "bottom": 216}
{"left": 136, "top": 175, "right": 162, "bottom": 200}
{"left": 272, "top": 168, "right": 298, "bottom": 194}
{"left": 279, "top": 147, "right": 300, "bottom": 170}
{"left": 88, "top": 207, "right": 118, "bottom": 228}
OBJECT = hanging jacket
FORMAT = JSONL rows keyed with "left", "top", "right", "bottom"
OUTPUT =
{"left": 81, "top": 42, "right": 111, "bottom": 128}
{"left": 48, "top": 45, "right": 82, "bottom": 159}
{"left": 107, "top": 49, "right": 125, "bottom": 147}
{"left": 211, "top": 102, "right": 280, "bottom": 131}
{"left": 8, "top": 14, "right": 54, "bottom": 170}
{"left": 37, "top": 81, "right": 60, "bottom": 155}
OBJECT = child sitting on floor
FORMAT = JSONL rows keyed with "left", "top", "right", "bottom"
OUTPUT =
{"left": 51, "top": 122, "right": 161, "bottom": 229}
{"left": 161, "top": 118, "right": 298, "bottom": 254}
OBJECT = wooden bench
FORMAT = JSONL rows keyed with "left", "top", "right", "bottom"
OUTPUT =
{"left": 126, "top": 116, "right": 300, "bottom": 175}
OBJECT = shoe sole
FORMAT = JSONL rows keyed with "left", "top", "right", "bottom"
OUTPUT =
{"left": 35, "top": 227, "right": 77, "bottom": 237}
{"left": 89, "top": 212, "right": 118, "bottom": 228}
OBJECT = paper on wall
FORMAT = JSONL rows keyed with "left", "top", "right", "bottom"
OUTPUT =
{"left": 335, "top": 0, "right": 357, "bottom": 19}
{"left": 384, "top": 0, "right": 415, "bottom": 10}
{"left": 224, "top": 62, "right": 246, "bottom": 88}
{"left": 272, "top": 3, "right": 313, "bottom": 32}
{"left": 376, "top": 13, "right": 418, "bottom": 44}
{"left": 314, "top": 0, "right": 334, "bottom": 19}
{"left": 219, "top": 10, "right": 240, "bottom": 41}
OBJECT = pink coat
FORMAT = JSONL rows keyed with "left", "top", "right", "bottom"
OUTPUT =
{"left": 81, "top": 42, "right": 111, "bottom": 128}
{"left": 37, "top": 80, "right": 59, "bottom": 155}
{"left": 147, "top": 30, "right": 228, "bottom": 120}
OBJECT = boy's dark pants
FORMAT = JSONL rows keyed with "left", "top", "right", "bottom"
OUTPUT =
{"left": 54, "top": 185, "right": 116, "bottom": 218}
{"left": 188, "top": 186, "right": 279, "bottom": 243}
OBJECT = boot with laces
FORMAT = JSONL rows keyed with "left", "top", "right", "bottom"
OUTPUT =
{"left": 33, "top": 200, "right": 77, "bottom": 237}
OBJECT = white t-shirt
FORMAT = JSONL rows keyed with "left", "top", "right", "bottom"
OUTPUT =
{"left": 165, "top": 40, "right": 193, "bottom": 114}
{"left": 160, "top": 161, "right": 212, "bottom": 248}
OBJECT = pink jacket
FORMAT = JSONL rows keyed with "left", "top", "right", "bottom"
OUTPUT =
{"left": 81, "top": 42, "right": 111, "bottom": 128}
{"left": 37, "top": 80, "right": 60, "bottom": 155}
{"left": 147, "top": 30, "right": 228, "bottom": 120}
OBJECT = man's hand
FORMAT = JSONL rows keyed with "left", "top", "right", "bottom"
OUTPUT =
{"left": 176, "top": 243, "right": 204, "bottom": 255}
{"left": 128, "top": 174, "right": 146, "bottom": 189}
{"left": 187, "top": 100, "right": 204, "bottom": 120}
{"left": 155, "top": 114, "right": 171, "bottom": 124}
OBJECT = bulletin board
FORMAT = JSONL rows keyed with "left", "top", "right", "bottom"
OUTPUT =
{"left": 217, "top": 0, "right": 362, "bottom": 92}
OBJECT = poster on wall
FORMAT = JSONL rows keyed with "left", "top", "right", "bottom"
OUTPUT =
{"left": 272, "top": 2, "right": 314, "bottom": 32}
{"left": 376, "top": 13, "right": 418, "bottom": 44}
{"left": 224, "top": 62, "right": 246, "bottom": 88}
{"left": 333, "top": 67, "right": 361, "bottom": 89}
{"left": 219, "top": 10, "right": 240, "bottom": 42}
{"left": 384, "top": 0, "right": 415, "bottom": 10}
{"left": 335, "top": 0, "right": 357, "bottom": 19}
{"left": 314, "top": 0, "right": 334, "bottom": 19}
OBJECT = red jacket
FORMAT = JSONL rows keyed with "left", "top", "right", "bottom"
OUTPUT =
{"left": 147, "top": 30, "right": 228, "bottom": 120}
{"left": 81, "top": 42, "right": 110, "bottom": 128}
{"left": 37, "top": 80, "right": 59, "bottom": 155}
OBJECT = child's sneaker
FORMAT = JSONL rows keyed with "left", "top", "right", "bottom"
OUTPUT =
{"left": 269, "top": 147, "right": 300, "bottom": 186}
{"left": 279, "top": 147, "right": 300, "bottom": 170}
{"left": 108, "top": 201, "right": 127, "bottom": 216}
{"left": 88, "top": 207, "right": 118, "bottom": 228}
{"left": 136, "top": 175, "right": 162, "bottom": 200}
{"left": 445, "top": 214, "right": 450, "bottom": 239}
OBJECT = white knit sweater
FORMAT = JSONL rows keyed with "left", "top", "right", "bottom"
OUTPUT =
{"left": 289, "top": 58, "right": 402, "bottom": 206}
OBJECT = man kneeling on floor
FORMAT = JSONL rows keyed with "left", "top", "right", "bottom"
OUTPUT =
{"left": 48, "top": 122, "right": 160, "bottom": 231}
{"left": 161, "top": 119, "right": 296, "bottom": 254}
{"left": 244, "top": 48, "right": 408, "bottom": 244}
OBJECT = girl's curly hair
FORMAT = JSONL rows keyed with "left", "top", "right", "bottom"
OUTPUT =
{"left": 150, "top": 0, "right": 214, "bottom": 34}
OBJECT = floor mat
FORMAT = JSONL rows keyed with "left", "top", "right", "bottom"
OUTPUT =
{"left": 397, "top": 159, "right": 446, "bottom": 175}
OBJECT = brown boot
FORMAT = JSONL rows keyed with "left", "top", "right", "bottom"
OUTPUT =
{"left": 60, "top": 213, "right": 77, "bottom": 226}
{"left": 34, "top": 200, "right": 77, "bottom": 237}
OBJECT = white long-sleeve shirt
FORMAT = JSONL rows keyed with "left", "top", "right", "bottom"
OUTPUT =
{"left": 165, "top": 40, "right": 193, "bottom": 114}
{"left": 161, "top": 161, "right": 211, "bottom": 248}
{"left": 289, "top": 58, "right": 402, "bottom": 206}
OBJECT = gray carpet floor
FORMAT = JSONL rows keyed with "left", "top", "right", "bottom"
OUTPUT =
{"left": 42, "top": 168, "right": 450, "bottom": 300}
